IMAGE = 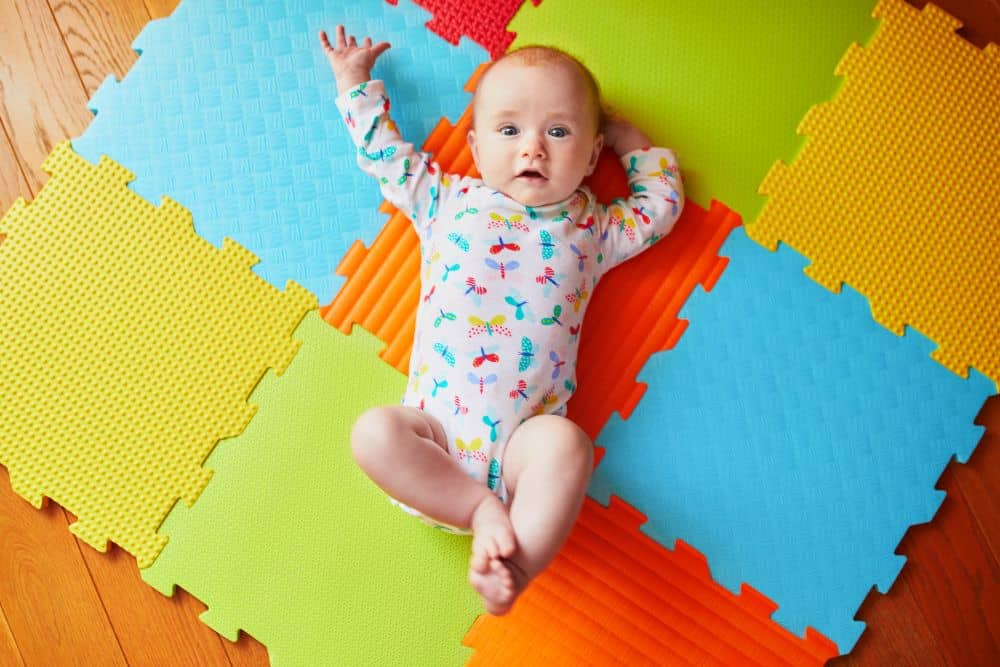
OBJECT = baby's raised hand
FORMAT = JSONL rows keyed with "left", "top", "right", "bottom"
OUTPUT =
{"left": 319, "top": 25, "right": 391, "bottom": 94}
{"left": 602, "top": 116, "right": 652, "bottom": 156}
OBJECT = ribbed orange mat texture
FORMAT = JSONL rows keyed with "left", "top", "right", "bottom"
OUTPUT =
{"left": 463, "top": 496, "right": 839, "bottom": 666}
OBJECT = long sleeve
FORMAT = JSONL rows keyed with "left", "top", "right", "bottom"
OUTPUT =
{"left": 594, "top": 147, "right": 684, "bottom": 272}
{"left": 335, "top": 79, "right": 455, "bottom": 231}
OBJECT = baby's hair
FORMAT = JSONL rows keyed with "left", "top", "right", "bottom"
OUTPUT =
{"left": 473, "top": 45, "right": 607, "bottom": 134}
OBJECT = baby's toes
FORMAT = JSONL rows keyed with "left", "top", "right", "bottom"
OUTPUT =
{"left": 491, "top": 558, "right": 514, "bottom": 596}
{"left": 496, "top": 528, "right": 517, "bottom": 559}
{"left": 470, "top": 547, "right": 489, "bottom": 574}
{"left": 472, "top": 533, "right": 492, "bottom": 559}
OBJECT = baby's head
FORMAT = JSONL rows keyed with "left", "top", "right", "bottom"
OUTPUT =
{"left": 468, "top": 46, "right": 605, "bottom": 207}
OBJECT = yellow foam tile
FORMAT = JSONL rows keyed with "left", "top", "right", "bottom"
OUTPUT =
{"left": 750, "top": 0, "right": 999, "bottom": 388}
{"left": 0, "top": 142, "right": 316, "bottom": 567}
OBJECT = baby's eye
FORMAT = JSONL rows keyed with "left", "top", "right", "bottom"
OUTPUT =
{"left": 499, "top": 125, "right": 518, "bottom": 137}
{"left": 548, "top": 127, "right": 569, "bottom": 138}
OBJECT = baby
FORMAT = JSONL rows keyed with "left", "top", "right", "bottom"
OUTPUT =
{"left": 320, "top": 25, "right": 683, "bottom": 614}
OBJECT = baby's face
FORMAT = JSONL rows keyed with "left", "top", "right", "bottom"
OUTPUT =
{"left": 468, "top": 59, "right": 604, "bottom": 207}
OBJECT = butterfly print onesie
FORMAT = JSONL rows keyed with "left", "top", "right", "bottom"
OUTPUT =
{"left": 337, "top": 80, "right": 684, "bottom": 509}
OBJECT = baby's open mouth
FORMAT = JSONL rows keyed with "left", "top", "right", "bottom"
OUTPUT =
{"left": 516, "top": 169, "right": 547, "bottom": 181}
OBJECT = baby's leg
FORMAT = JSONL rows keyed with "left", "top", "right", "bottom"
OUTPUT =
{"left": 350, "top": 406, "right": 515, "bottom": 558}
{"left": 469, "top": 414, "right": 593, "bottom": 614}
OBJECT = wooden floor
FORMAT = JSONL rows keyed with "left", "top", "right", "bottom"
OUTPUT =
{"left": 0, "top": 1, "right": 997, "bottom": 665}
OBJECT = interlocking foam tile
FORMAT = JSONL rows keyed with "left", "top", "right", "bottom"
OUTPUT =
{"left": 750, "top": 0, "right": 1000, "bottom": 389}
{"left": 386, "top": 0, "right": 543, "bottom": 59}
{"left": 506, "top": 0, "right": 877, "bottom": 220}
{"left": 589, "top": 227, "right": 995, "bottom": 651}
{"left": 72, "top": 0, "right": 486, "bottom": 304}
{"left": 0, "top": 142, "right": 315, "bottom": 568}
{"left": 142, "top": 312, "right": 480, "bottom": 667}
{"left": 464, "top": 496, "right": 838, "bottom": 666}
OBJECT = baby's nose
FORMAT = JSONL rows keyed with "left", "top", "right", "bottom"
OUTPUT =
{"left": 520, "top": 134, "right": 546, "bottom": 159}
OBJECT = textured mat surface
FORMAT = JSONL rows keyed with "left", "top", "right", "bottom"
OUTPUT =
{"left": 590, "top": 227, "right": 995, "bottom": 651}
{"left": 0, "top": 143, "right": 314, "bottom": 568}
{"left": 506, "top": 0, "right": 876, "bottom": 220}
{"left": 751, "top": 0, "right": 1000, "bottom": 389}
{"left": 387, "top": 0, "right": 542, "bottom": 59}
{"left": 72, "top": 0, "right": 486, "bottom": 303}
{"left": 143, "top": 313, "right": 480, "bottom": 667}
{"left": 464, "top": 496, "right": 838, "bottom": 666}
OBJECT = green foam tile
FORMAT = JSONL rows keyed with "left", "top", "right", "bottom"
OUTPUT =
{"left": 509, "top": 0, "right": 877, "bottom": 219}
{"left": 142, "top": 312, "right": 480, "bottom": 666}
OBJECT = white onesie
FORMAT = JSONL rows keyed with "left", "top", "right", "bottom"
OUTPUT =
{"left": 337, "top": 80, "right": 683, "bottom": 519}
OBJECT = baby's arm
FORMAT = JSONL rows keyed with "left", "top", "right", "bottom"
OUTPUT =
{"left": 320, "top": 26, "right": 452, "bottom": 229}
{"left": 594, "top": 117, "right": 685, "bottom": 269}
{"left": 320, "top": 25, "right": 391, "bottom": 95}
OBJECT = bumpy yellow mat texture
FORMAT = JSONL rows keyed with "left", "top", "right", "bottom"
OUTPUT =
{"left": 750, "top": 0, "right": 999, "bottom": 388}
{"left": 0, "top": 142, "right": 315, "bottom": 567}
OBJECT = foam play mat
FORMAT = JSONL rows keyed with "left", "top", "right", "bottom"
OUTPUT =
{"left": 464, "top": 496, "right": 838, "bottom": 665}
{"left": 0, "top": 142, "right": 314, "bottom": 568}
{"left": 72, "top": 0, "right": 487, "bottom": 303}
{"left": 142, "top": 313, "right": 482, "bottom": 666}
{"left": 589, "top": 227, "right": 994, "bottom": 649}
{"left": 506, "top": 0, "right": 879, "bottom": 219}
{"left": 1, "top": 0, "right": 996, "bottom": 662}
{"left": 751, "top": 0, "right": 1000, "bottom": 387}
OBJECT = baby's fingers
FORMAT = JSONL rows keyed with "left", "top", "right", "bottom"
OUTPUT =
{"left": 370, "top": 41, "right": 392, "bottom": 58}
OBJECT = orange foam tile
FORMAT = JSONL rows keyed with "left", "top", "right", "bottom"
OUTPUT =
{"left": 463, "top": 496, "right": 839, "bottom": 666}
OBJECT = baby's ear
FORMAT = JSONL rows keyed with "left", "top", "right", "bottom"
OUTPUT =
{"left": 586, "top": 133, "right": 604, "bottom": 176}
{"left": 467, "top": 129, "right": 480, "bottom": 169}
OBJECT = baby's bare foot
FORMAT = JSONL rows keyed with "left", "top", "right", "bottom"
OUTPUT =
{"left": 468, "top": 494, "right": 522, "bottom": 613}
{"left": 469, "top": 494, "right": 516, "bottom": 567}
{"left": 469, "top": 556, "right": 527, "bottom": 615}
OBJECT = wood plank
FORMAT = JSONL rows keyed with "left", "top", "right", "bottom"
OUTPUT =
{"left": 0, "top": 468, "right": 127, "bottom": 666}
{"left": 962, "top": 395, "right": 1000, "bottom": 565}
{"left": 0, "top": 0, "right": 91, "bottom": 196}
{"left": 143, "top": 0, "right": 181, "bottom": 21}
{"left": 48, "top": 0, "right": 152, "bottom": 97}
{"left": 222, "top": 628, "right": 272, "bottom": 666}
{"left": 0, "top": 605, "right": 26, "bottom": 667}
{"left": 0, "top": 124, "right": 31, "bottom": 213}
{"left": 832, "top": 571, "right": 948, "bottom": 666}
{"left": 833, "top": 446, "right": 1000, "bottom": 665}
{"left": 901, "top": 461, "right": 1000, "bottom": 665}
{"left": 75, "top": 539, "right": 239, "bottom": 666}
{"left": 906, "top": 0, "right": 1000, "bottom": 47}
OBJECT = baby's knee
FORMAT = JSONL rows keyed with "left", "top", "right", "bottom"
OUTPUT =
{"left": 529, "top": 415, "right": 594, "bottom": 468}
{"left": 350, "top": 406, "right": 400, "bottom": 466}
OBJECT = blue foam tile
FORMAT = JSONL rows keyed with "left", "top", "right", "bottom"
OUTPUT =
{"left": 73, "top": 0, "right": 486, "bottom": 303}
{"left": 589, "top": 227, "right": 993, "bottom": 651}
